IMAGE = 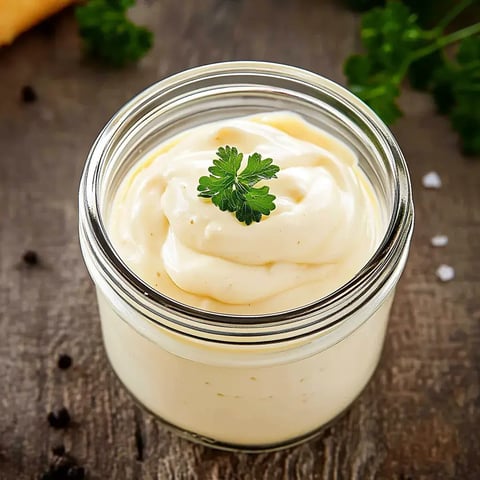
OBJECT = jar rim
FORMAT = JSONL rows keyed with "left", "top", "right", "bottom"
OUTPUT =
{"left": 79, "top": 61, "right": 413, "bottom": 342}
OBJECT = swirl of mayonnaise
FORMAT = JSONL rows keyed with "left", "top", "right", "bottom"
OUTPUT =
{"left": 108, "top": 112, "right": 382, "bottom": 314}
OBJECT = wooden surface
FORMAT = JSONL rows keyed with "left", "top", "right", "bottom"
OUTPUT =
{"left": 1, "top": 1, "right": 479, "bottom": 479}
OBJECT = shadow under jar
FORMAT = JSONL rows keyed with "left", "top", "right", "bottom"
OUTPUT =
{"left": 79, "top": 62, "right": 414, "bottom": 452}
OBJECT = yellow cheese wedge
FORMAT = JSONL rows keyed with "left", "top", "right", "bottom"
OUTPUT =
{"left": 0, "top": 0, "right": 75, "bottom": 45}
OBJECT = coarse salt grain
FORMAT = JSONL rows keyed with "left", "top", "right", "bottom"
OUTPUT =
{"left": 436, "top": 264, "right": 455, "bottom": 282}
{"left": 422, "top": 171, "right": 442, "bottom": 189}
{"left": 431, "top": 235, "right": 448, "bottom": 247}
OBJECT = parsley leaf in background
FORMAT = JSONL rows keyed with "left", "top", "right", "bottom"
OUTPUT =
{"left": 344, "top": 56, "right": 403, "bottom": 123}
{"left": 344, "top": 0, "right": 480, "bottom": 155}
{"left": 76, "top": 0, "right": 153, "bottom": 67}
{"left": 343, "top": 0, "right": 474, "bottom": 27}
{"left": 359, "top": 2, "right": 424, "bottom": 71}
{"left": 434, "top": 37, "right": 480, "bottom": 155}
{"left": 197, "top": 146, "right": 280, "bottom": 226}
{"left": 344, "top": 2, "right": 424, "bottom": 123}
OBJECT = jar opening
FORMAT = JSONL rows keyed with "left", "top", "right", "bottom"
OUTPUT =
{"left": 79, "top": 61, "right": 413, "bottom": 342}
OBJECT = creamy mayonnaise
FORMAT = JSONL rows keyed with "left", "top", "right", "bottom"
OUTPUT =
{"left": 108, "top": 111, "right": 381, "bottom": 313}
{"left": 98, "top": 289, "right": 393, "bottom": 446}
{"left": 96, "top": 111, "right": 391, "bottom": 447}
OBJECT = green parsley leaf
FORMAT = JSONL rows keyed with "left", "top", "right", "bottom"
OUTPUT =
{"left": 344, "top": 0, "right": 480, "bottom": 155}
{"left": 344, "top": 2, "right": 425, "bottom": 124}
{"left": 197, "top": 146, "right": 280, "bottom": 225}
{"left": 238, "top": 152, "right": 281, "bottom": 186}
{"left": 359, "top": 2, "right": 424, "bottom": 73}
{"left": 344, "top": 55, "right": 403, "bottom": 124}
{"left": 75, "top": 0, "right": 153, "bottom": 67}
{"left": 432, "top": 36, "right": 480, "bottom": 155}
{"left": 344, "top": 0, "right": 466, "bottom": 27}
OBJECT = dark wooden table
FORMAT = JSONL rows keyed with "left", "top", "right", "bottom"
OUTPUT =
{"left": 1, "top": 1, "right": 479, "bottom": 479}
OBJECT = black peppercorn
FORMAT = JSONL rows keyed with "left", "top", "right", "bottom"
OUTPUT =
{"left": 40, "top": 459, "right": 86, "bottom": 480}
{"left": 66, "top": 466, "right": 85, "bottom": 479}
{"left": 41, "top": 459, "right": 70, "bottom": 480}
{"left": 57, "top": 354, "right": 72, "bottom": 370}
{"left": 47, "top": 407, "right": 71, "bottom": 429}
{"left": 21, "top": 85, "right": 37, "bottom": 103}
{"left": 22, "top": 250, "right": 39, "bottom": 265}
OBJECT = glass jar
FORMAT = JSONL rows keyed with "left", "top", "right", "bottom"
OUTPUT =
{"left": 79, "top": 62, "right": 413, "bottom": 452}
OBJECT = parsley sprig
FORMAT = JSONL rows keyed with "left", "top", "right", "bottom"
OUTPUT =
{"left": 344, "top": 0, "right": 480, "bottom": 154}
{"left": 75, "top": 0, "right": 153, "bottom": 67}
{"left": 197, "top": 146, "right": 280, "bottom": 225}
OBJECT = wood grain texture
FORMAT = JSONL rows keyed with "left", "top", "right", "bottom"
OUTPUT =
{"left": 0, "top": 1, "right": 479, "bottom": 479}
